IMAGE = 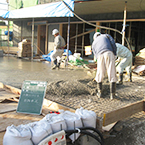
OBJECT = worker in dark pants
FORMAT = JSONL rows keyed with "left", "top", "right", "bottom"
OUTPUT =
{"left": 115, "top": 43, "right": 133, "bottom": 84}
{"left": 92, "top": 32, "right": 118, "bottom": 100}
{"left": 50, "top": 29, "right": 66, "bottom": 70}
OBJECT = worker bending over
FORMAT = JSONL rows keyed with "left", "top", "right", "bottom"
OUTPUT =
{"left": 116, "top": 43, "right": 133, "bottom": 84}
{"left": 92, "top": 32, "right": 118, "bottom": 100}
{"left": 50, "top": 29, "right": 66, "bottom": 70}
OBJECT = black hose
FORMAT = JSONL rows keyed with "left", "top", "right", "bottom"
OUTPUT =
{"left": 80, "top": 130, "right": 103, "bottom": 145}
{"left": 78, "top": 126, "right": 104, "bottom": 144}
{"left": 65, "top": 127, "right": 104, "bottom": 145}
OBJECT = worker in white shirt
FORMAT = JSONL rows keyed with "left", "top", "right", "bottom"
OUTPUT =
{"left": 115, "top": 43, "right": 133, "bottom": 84}
{"left": 50, "top": 29, "right": 66, "bottom": 70}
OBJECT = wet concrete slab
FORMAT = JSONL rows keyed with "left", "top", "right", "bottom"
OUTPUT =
{"left": 0, "top": 56, "right": 91, "bottom": 88}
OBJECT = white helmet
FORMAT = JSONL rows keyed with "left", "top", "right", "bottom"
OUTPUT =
{"left": 93, "top": 32, "right": 101, "bottom": 40}
{"left": 52, "top": 29, "right": 59, "bottom": 35}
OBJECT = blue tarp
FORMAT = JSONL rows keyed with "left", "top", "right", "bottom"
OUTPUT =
{"left": 2, "top": 0, "right": 74, "bottom": 19}
{"left": 42, "top": 49, "right": 72, "bottom": 62}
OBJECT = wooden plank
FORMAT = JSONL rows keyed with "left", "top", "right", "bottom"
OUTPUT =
{"left": 0, "top": 91, "right": 19, "bottom": 101}
{"left": 102, "top": 122, "right": 117, "bottom": 132}
{"left": 0, "top": 111, "right": 44, "bottom": 132}
{"left": 0, "top": 132, "right": 5, "bottom": 145}
{"left": 103, "top": 100, "right": 144, "bottom": 126}
{"left": 0, "top": 82, "right": 21, "bottom": 95}
{"left": 0, "top": 103, "right": 17, "bottom": 114}
{"left": 70, "top": 29, "right": 95, "bottom": 40}
{"left": 43, "top": 98, "right": 75, "bottom": 113}
{"left": 0, "top": 46, "right": 19, "bottom": 54}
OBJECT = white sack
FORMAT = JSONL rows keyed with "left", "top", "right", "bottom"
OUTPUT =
{"left": 3, "top": 124, "right": 33, "bottom": 145}
{"left": 28, "top": 120, "right": 53, "bottom": 145}
{"left": 43, "top": 113, "right": 67, "bottom": 133}
{"left": 75, "top": 107, "right": 97, "bottom": 128}
{"left": 60, "top": 111, "right": 83, "bottom": 142}
{"left": 61, "top": 111, "right": 83, "bottom": 130}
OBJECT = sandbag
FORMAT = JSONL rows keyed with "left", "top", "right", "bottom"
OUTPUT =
{"left": 60, "top": 111, "right": 83, "bottom": 130}
{"left": 27, "top": 120, "right": 53, "bottom": 145}
{"left": 42, "top": 113, "right": 67, "bottom": 133}
{"left": 75, "top": 107, "right": 97, "bottom": 128}
{"left": 3, "top": 124, "right": 33, "bottom": 145}
{"left": 60, "top": 110, "right": 83, "bottom": 142}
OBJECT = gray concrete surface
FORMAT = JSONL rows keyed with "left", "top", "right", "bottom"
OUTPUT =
{"left": 0, "top": 55, "right": 91, "bottom": 88}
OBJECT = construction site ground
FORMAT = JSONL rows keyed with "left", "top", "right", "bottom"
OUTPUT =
{"left": 0, "top": 55, "right": 145, "bottom": 145}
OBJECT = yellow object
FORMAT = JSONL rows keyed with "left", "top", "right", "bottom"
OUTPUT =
{"left": 85, "top": 45, "right": 92, "bottom": 55}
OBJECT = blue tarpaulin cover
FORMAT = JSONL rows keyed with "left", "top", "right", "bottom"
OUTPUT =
{"left": 2, "top": 0, "right": 74, "bottom": 19}
{"left": 42, "top": 49, "right": 72, "bottom": 62}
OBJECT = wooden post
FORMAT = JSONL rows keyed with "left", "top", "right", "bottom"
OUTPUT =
{"left": 66, "top": 17, "right": 70, "bottom": 66}
{"left": 81, "top": 23, "right": 85, "bottom": 57}
{"left": 96, "top": 22, "right": 100, "bottom": 32}
{"left": 122, "top": 1, "right": 127, "bottom": 46}
{"left": 128, "top": 22, "right": 131, "bottom": 43}
{"left": 75, "top": 23, "right": 78, "bottom": 53}
{"left": 114, "top": 23, "right": 117, "bottom": 41}
{"left": 45, "top": 24, "right": 48, "bottom": 54}
{"left": 7, "top": 20, "right": 9, "bottom": 57}
{"left": 37, "top": 25, "right": 40, "bottom": 55}
{"left": 7, "top": 1, "right": 9, "bottom": 56}
{"left": 59, "top": 24, "right": 63, "bottom": 36}
{"left": 31, "top": 18, "right": 34, "bottom": 60}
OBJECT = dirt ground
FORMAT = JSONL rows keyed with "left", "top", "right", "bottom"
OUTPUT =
{"left": 1, "top": 56, "right": 145, "bottom": 145}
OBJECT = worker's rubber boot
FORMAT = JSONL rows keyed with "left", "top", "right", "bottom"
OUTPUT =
{"left": 127, "top": 72, "right": 132, "bottom": 82}
{"left": 57, "top": 62, "right": 61, "bottom": 69}
{"left": 97, "top": 82, "right": 102, "bottom": 98}
{"left": 51, "top": 59, "right": 57, "bottom": 70}
{"left": 117, "top": 73, "right": 123, "bottom": 85}
{"left": 110, "top": 82, "right": 116, "bottom": 100}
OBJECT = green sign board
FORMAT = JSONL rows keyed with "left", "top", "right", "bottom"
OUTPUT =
{"left": 17, "top": 80, "right": 47, "bottom": 115}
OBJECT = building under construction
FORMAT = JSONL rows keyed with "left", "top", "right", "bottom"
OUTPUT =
{"left": 1, "top": 0, "right": 145, "bottom": 61}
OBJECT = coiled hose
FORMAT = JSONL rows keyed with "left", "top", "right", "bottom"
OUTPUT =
{"left": 65, "top": 126, "right": 104, "bottom": 145}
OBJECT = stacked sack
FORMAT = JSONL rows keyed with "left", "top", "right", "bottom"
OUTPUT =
{"left": 75, "top": 107, "right": 97, "bottom": 128}
{"left": 3, "top": 108, "right": 96, "bottom": 145}
{"left": 60, "top": 110, "right": 83, "bottom": 142}
{"left": 3, "top": 125, "right": 33, "bottom": 145}
{"left": 41, "top": 113, "right": 67, "bottom": 133}
{"left": 27, "top": 120, "right": 52, "bottom": 145}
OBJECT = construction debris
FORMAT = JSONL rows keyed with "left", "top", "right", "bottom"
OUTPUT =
{"left": 17, "top": 39, "right": 31, "bottom": 58}
{"left": 134, "top": 48, "right": 145, "bottom": 65}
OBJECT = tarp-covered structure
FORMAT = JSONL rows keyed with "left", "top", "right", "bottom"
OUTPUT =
{"left": 2, "top": 0, "right": 74, "bottom": 19}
